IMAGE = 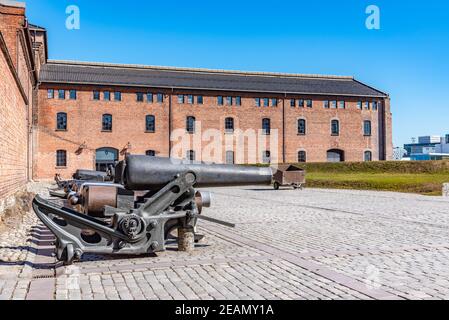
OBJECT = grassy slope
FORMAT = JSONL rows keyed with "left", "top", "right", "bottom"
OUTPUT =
{"left": 262, "top": 161, "right": 449, "bottom": 195}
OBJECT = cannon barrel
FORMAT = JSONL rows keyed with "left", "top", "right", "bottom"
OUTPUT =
{"left": 73, "top": 169, "right": 110, "bottom": 181}
{"left": 117, "top": 155, "right": 273, "bottom": 190}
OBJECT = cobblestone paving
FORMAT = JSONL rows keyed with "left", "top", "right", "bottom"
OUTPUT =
{"left": 2, "top": 184, "right": 449, "bottom": 300}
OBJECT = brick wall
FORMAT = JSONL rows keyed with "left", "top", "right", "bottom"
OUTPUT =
{"left": 0, "top": 1, "right": 33, "bottom": 211}
{"left": 36, "top": 84, "right": 389, "bottom": 180}
{"left": 0, "top": 36, "right": 29, "bottom": 201}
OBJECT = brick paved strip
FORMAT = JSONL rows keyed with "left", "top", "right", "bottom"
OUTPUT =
{"left": 76, "top": 255, "right": 272, "bottom": 275}
{"left": 203, "top": 223, "right": 402, "bottom": 300}
{"left": 26, "top": 278, "right": 55, "bottom": 300}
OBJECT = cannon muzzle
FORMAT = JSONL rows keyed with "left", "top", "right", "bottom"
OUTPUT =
{"left": 117, "top": 155, "right": 273, "bottom": 190}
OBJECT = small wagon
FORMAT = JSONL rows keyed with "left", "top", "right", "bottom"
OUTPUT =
{"left": 272, "top": 165, "right": 306, "bottom": 190}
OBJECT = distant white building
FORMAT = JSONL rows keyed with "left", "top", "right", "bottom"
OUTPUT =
{"left": 435, "top": 134, "right": 449, "bottom": 154}
{"left": 418, "top": 135, "right": 442, "bottom": 144}
{"left": 405, "top": 134, "right": 449, "bottom": 161}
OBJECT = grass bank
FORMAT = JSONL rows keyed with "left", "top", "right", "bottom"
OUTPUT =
{"left": 296, "top": 161, "right": 449, "bottom": 195}
{"left": 252, "top": 161, "right": 449, "bottom": 195}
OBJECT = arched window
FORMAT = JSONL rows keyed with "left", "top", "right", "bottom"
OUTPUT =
{"left": 327, "top": 149, "right": 345, "bottom": 162}
{"left": 146, "top": 115, "right": 155, "bottom": 132}
{"left": 56, "top": 150, "right": 67, "bottom": 167}
{"left": 331, "top": 119, "right": 340, "bottom": 136}
{"left": 187, "top": 150, "right": 196, "bottom": 161}
{"left": 226, "top": 151, "right": 235, "bottom": 164}
{"left": 186, "top": 116, "right": 196, "bottom": 134}
{"left": 146, "top": 150, "right": 156, "bottom": 157}
{"left": 262, "top": 118, "right": 271, "bottom": 135}
{"left": 298, "top": 151, "right": 307, "bottom": 163}
{"left": 364, "top": 151, "right": 372, "bottom": 162}
{"left": 102, "top": 114, "right": 112, "bottom": 131}
{"left": 298, "top": 119, "right": 306, "bottom": 135}
{"left": 225, "top": 117, "right": 234, "bottom": 133}
{"left": 56, "top": 112, "right": 67, "bottom": 130}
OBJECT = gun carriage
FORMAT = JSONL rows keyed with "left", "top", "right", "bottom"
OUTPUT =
{"left": 33, "top": 155, "right": 273, "bottom": 265}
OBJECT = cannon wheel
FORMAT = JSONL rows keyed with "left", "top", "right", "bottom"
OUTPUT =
{"left": 273, "top": 182, "right": 280, "bottom": 190}
{"left": 56, "top": 241, "right": 75, "bottom": 265}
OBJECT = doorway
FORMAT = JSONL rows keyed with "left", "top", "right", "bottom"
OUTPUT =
{"left": 95, "top": 147, "right": 118, "bottom": 172}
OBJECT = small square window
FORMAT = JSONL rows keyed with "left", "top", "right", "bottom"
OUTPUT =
{"left": 235, "top": 96, "right": 241, "bottom": 106}
{"left": 104, "top": 91, "right": 111, "bottom": 101}
{"left": 263, "top": 98, "right": 269, "bottom": 107}
{"left": 338, "top": 101, "right": 345, "bottom": 109}
{"left": 157, "top": 93, "right": 163, "bottom": 103}
{"left": 93, "top": 91, "right": 100, "bottom": 100}
{"left": 217, "top": 96, "right": 223, "bottom": 105}
{"left": 372, "top": 101, "right": 378, "bottom": 111}
{"left": 365, "top": 102, "right": 370, "bottom": 110}
{"left": 47, "top": 89, "right": 54, "bottom": 99}
{"left": 357, "top": 101, "right": 362, "bottom": 110}
{"left": 226, "top": 96, "right": 233, "bottom": 106}
{"left": 290, "top": 99, "right": 296, "bottom": 107}
{"left": 271, "top": 99, "right": 278, "bottom": 107}
{"left": 114, "top": 92, "right": 121, "bottom": 101}
{"left": 147, "top": 93, "right": 153, "bottom": 103}
{"left": 69, "top": 90, "right": 77, "bottom": 100}
{"left": 136, "top": 92, "right": 144, "bottom": 102}
{"left": 197, "top": 95, "right": 204, "bottom": 104}
{"left": 306, "top": 100, "right": 312, "bottom": 108}
{"left": 298, "top": 99, "right": 304, "bottom": 108}
{"left": 330, "top": 101, "right": 337, "bottom": 109}
{"left": 324, "top": 101, "right": 329, "bottom": 109}
{"left": 58, "top": 90, "right": 65, "bottom": 100}
{"left": 255, "top": 98, "right": 261, "bottom": 107}
{"left": 188, "top": 95, "right": 194, "bottom": 104}
{"left": 178, "top": 95, "right": 184, "bottom": 104}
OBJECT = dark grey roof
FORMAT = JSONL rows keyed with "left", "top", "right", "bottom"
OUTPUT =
{"left": 28, "top": 23, "right": 46, "bottom": 31}
{"left": 39, "top": 61, "right": 387, "bottom": 98}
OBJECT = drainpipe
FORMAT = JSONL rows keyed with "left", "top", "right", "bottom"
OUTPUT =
{"left": 169, "top": 88, "right": 173, "bottom": 156}
{"left": 282, "top": 93, "right": 286, "bottom": 163}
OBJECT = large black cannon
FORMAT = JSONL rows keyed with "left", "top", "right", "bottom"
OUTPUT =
{"left": 33, "top": 155, "right": 273, "bottom": 264}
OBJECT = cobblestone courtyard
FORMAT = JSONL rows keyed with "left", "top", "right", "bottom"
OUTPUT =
{"left": 2, "top": 184, "right": 449, "bottom": 300}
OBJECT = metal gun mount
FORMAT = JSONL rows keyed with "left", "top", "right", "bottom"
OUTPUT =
{"left": 33, "top": 155, "right": 273, "bottom": 265}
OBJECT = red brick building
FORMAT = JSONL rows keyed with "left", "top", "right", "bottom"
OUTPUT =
{"left": 0, "top": 1, "right": 393, "bottom": 184}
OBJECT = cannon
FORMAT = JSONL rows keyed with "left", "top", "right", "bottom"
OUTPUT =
{"left": 33, "top": 155, "right": 273, "bottom": 265}
{"left": 51, "top": 167, "right": 115, "bottom": 201}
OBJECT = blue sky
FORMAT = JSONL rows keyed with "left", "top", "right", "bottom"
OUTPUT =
{"left": 27, "top": 0, "right": 449, "bottom": 147}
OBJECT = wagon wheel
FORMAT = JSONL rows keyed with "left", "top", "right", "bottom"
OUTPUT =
{"left": 273, "top": 182, "right": 280, "bottom": 190}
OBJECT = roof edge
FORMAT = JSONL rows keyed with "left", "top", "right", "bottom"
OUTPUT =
{"left": 0, "top": 0, "right": 25, "bottom": 8}
{"left": 46, "top": 59, "right": 355, "bottom": 81}
{"left": 353, "top": 78, "right": 389, "bottom": 97}
{"left": 38, "top": 79, "right": 387, "bottom": 98}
